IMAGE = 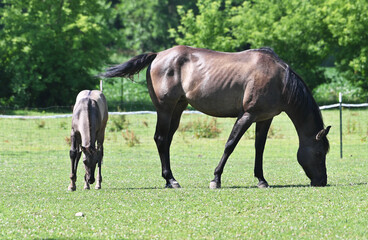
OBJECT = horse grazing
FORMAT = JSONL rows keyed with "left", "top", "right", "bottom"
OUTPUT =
{"left": 102, "top": 45, "right": 331, "bottom": 189}
{"left": 68, "top": 90, "right": 108, "bottom": 191}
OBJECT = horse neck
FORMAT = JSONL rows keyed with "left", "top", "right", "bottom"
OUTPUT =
{"left": 282, "top": 68, "right": 325, "bottom": 145}
{"left": 285, "top": 102, "right": 324, "bottom": 145}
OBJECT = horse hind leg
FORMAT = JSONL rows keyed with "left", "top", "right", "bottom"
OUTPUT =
{"left": 254, "top": 118, "right": 273, "bottom": 188}
{"left": 210, "top": 112, "right": 254, "bottom": 189}
{"left": 154, "top": 100, "right": 187, "bottom": 188}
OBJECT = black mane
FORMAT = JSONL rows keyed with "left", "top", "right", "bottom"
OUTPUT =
{"left": 254, "top": 47, "right": 329, "bottom": 151}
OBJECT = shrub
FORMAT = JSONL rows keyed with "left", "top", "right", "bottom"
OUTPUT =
{"left": 179, "top": 118, "right": 221, "bottom": 138}
{"left": 122, "top": 129, "right": 140, "bottom": 147}
{"left": 109, "top": 115, "right": 129, "bottom": 132}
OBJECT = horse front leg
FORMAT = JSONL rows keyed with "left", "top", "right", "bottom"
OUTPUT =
{"left": 210, "top": 113, "right": 254, "bottom": 189}
{"left": 154, "top": 111, "right": 180, "bottom": 188}
{"left": 68, "top": 133, "right": 81, "bottom": 191}
{"left": 254, "top": 118, "right": 273, "bottom": 188}
{"left": 95, "top": 144, "right": 103, "bottom": 190}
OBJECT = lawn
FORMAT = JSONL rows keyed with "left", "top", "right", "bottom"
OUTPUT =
{"left": 0, "top": 109, "right": 367, "bottom": 239}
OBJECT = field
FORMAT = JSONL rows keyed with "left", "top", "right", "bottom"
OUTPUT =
{"left": 0, "top": 109, "right": 367, "bottom": 239}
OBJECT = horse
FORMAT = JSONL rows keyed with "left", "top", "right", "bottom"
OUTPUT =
{"left": 102, "top": 45, "right": 331, "bottom": 189}
{"left": 68, "top": 90, "right": 108, "bottom": 191}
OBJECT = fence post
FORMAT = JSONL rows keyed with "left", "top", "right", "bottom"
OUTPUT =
{"left": 339, "top": 92, "right": 343, "bottom": 159}
{"left": 100, "top": 80, "right": 103, "bottom": 92}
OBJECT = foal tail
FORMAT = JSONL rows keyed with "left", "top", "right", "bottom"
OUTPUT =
{"left": 101, "top": 53, "right": 157, "bottom": 79}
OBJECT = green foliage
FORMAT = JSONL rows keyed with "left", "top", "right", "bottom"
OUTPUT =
{"left": 171, "top": 0, "right": 368, "bottom": 96}
{"left": 322, "top": 0, "right": 368, "bottom": 92}
{"left": 122, "top": 129, "right": 140, "bottom": 147}
{"left": 179, "top": 117, "right": 221, "bottom": 138}
{"left": 115, "top": 0, "right": 196, "bottom": 52}
{"left": 108, "top": 114, "right": 129, "bottom": 132}
{"left": 0, "top": 0, "right": 114, "bottom": 107}
{"left": 170, "top": 0, "right": 238, "bottom": 51}
{"left": 313, "top": 68, "right": 367, "bottom": 104}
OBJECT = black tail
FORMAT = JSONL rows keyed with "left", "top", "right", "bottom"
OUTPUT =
{"left": 101, "top": 52, "right": 157, "bottom": 79}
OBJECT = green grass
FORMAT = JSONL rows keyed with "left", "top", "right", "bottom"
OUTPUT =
{"left": 0, "top": 109, "right": 367, "bottom": 239}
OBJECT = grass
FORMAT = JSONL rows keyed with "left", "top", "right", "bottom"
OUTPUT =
{"left": 0, "top": 109, "right": 367, "bottom": 239}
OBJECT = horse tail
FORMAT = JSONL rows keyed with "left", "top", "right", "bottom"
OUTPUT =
{"left": 101, "top": 53, "right": 157, "bottom": 79}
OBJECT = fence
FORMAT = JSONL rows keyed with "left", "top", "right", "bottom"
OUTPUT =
{"left": 0, "top": 101, "right": 367, "bottom": 161}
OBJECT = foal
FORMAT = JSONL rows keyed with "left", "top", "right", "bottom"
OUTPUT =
{"left": 68, "top": 90, "right": 108, "bottom": 191}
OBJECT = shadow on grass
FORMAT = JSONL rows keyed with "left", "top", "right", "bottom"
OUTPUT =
{"left": 221, "top": 184, "right": 309, "bottom": 189}
{"left": 103, "top": 182, "right": 367, "bottom": 191}
{"left": 224, "top": 182, "right": 367, "bottom": 189}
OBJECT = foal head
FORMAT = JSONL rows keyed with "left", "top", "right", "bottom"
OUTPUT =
{"left": 297, "top": 126, "right": 331, "bottom": 186}
{"left": 81, "top": 146, "right": 99, "bottom": 184}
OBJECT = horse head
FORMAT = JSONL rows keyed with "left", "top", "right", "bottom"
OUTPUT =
{"left": 297, "top": 126, "right": 331, "bottom": 186}
{"left": 81, "top": 146, "right": 99, "bottom": 184}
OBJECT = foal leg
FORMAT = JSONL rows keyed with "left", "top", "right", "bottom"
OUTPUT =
{"left": 210, "top": 113, "right": 254, "bottom": 189}
{"left": 254, "top": 118, "right": 273, "bottom": 188}
{"left": 95, "top": 144, "right": 103, "bottom": 190}
{"left": 68, "top": 133, "right": 81, "bottom": 191}
{"left": 83, "top": 156, "right": 91, "bottom": 190}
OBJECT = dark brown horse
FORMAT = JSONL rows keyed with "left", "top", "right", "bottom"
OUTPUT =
{"left": 103, "top": 45, "right": 330, "bottom": 188}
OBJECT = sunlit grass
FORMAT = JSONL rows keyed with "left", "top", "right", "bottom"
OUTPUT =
{"left": 0, "top": 109, "right": 367, "bottom": 239}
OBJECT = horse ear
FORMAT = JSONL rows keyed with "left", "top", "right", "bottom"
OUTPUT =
{"left": 316, "top": 126, "right": 331, "bottom": 140}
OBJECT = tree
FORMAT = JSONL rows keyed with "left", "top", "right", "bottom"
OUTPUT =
{"left": 0, "top": 0, "right": 115, "bottom": 107}
{"left": 323, "top": 0, "right": 368, "bottom": 92}
{"left": 170, "top": 0, "right": 238, "bottom": 51}
{"left": 171, "top": 0, "right": 331, "bottom": 89}
{"left": 115, "top": 0, "right": 197, "bottom": 53}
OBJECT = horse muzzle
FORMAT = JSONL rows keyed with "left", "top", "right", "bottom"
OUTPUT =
{"left": 88, "top": 177, "right": 95, "bottom": 184}
{"left": 311, "top": 177, "right": 327, "bottom": 187}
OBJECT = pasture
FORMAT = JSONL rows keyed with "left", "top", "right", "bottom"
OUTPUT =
{"left": 0, "top": 109, "right": 367, "bottom": 239}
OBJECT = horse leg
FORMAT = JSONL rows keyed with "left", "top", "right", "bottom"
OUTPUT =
{"left": 95, "top": 143, "right": 103, "bottom": 190}
{"left": 154, "top": 100, "right": 187, "bottom": 188}
{"left": 165, "top": 100, "right": 188, "bottom": 188}
{"left": 210, "top": 112, "right": 254, "bottom": 189}
{"left": 168, "top": 100, "right": 188, "bottom": 149}
{"left": 254, "top": 118, "right": 273, "bottom": 188}
{"left": 83, "top": 159, "right": 91, "bottom": 190}
{"left": 68, "top": 132, "right": 81, "bottom": 191}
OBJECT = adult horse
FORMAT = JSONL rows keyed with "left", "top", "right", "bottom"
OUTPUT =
{"left": 68, "top": 90, "right": 108, "bottom": 191}
{"left": 102, "top": 45, "right": 330, "bottom": 189}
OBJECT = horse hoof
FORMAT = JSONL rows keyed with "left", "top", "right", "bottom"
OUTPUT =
{"left": 95, "top": 185, "right": 101, "bottom": 190}
{"left": 209, "top": 181, "right": 221, "bottom": 189}
{"left": 84, "top": 184, "right": 90, "bottom": 190}
{"left": 165, "top": 181, "right": 181, "bottom": 188}
{"left": 257, "top": 181, "right": 269, "bottom": 188}
{"left": 68, "top": 186, "right": 76, "bottom": 191}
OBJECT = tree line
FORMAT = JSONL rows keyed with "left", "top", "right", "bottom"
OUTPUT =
{"left": 0, "top": 0, "right": 367, "bottom": 108}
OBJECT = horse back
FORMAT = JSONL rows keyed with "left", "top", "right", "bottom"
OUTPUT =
{"left": 74, "top": 90, "right": 108, "bottom": 124}
{"left": 72, "top": 90, "right": 108, "bottom": 148}
{"left": 149, "top": 46, "right": 286, "bottom": 119}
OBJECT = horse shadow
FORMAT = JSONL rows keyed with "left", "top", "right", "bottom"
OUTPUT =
{"left": 103, "top": 182, "right": 367, "bottom": 191}
{"left": 224, "top": 182, "right": 367, "bottom": 189}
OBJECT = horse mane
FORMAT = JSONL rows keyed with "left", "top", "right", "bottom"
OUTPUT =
{"left": 254, "top": 47, "right": 329, "bottom": 151}
{"left": 284, "top": 63, "right": 330, "bottom": 152}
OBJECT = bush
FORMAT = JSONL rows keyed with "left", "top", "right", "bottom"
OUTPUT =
{"left": 0, "top": 0, "right": 114, "bottom": 107}
{"left": 313, "top": 68, "right": 368, "bottom": 104}
{"left": 179, "top": 118, "right": 221, "bottom": 138}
